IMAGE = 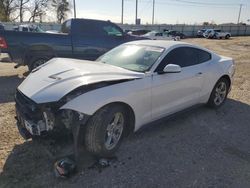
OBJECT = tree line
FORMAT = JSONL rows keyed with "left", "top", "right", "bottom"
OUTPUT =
{"left": 0, "top": 0, "right": 70, "bottom": 23}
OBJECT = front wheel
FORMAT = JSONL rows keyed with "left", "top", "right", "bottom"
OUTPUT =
{"left": 225, "top": 35, "right": 230, "bottom": 39}
{"left": 207, "top": 78, "right": 229, "bottom": 108}
{"left": 84, "top": 104, "right": 127, "bottom": 157}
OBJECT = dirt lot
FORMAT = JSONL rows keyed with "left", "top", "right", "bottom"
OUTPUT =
{"left": 0, "top": 37, "right": 250, "bottom": 187}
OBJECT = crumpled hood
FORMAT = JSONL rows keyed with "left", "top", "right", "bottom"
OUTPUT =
{"left": 18, "top": 58, "right": 144, "bottom": 103}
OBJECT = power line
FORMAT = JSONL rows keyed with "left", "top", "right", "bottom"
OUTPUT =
{"left": 123, "top": 0, "right": 248, "bottom": 24}
{"left": 124, "top": 0, "right": 245, "bottom": 8}
{"left": 168, "top": 0, "right": 241, "bottom": 6}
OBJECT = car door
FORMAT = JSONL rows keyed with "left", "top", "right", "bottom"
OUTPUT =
{"left": 151, "top": 47, "right": 205, "bottom": 120}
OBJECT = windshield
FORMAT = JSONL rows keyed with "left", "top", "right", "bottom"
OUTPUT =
{"left": 97, "top": 44, "right": 164, "bottom": 72}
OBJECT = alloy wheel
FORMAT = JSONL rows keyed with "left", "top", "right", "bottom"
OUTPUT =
{"left": 214, "top": 82, "right": 227, "bottom": 106}
{"left": 105, "top": 112, "right": 124, "bottom": 150}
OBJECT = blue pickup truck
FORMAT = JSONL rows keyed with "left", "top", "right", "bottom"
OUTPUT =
{"left": 0, "top": 18, "right": 144, "bottom": 70}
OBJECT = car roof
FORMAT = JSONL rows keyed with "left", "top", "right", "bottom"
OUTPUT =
{"left": 126, "top": 40, "right": 192, "bottom": 49}
{"left": 125, "top": 40, "right": 216, "bottom": 56}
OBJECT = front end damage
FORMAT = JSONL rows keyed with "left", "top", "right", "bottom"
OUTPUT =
{"left": 15, "top": 80, "right": 131, "bottom": 140}
{"left": 15, "top": 89, "right": 89, "bottom": 140}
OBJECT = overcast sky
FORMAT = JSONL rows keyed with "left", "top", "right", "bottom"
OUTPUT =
{"left": 70, "top": 0, "right": 250, "bottom": 24}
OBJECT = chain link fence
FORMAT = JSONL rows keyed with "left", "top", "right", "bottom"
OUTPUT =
{"left": 2, "top": 22, "right": 250, "bottom": 37}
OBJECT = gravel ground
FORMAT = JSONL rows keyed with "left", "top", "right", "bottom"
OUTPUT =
{"left": 0, "top": 37, "right": 250, "bottom": 188}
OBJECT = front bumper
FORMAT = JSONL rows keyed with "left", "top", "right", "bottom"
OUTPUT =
{"left": 15, "top": 89, "right": 90, "bottom": 140}
{"left": 15, "top": 90, "right": 49, "bottom": 139}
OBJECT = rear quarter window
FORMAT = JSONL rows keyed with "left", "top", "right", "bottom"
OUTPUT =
{"left": 196, "top": 49, "right": 211, "bottom": 63}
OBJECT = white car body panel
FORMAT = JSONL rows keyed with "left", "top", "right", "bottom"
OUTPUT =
{"left": 151, "top": 64, "right": 204, "bottom": 121}
{"left": 17, "top": 40, "right": 235, "bottom": 132}
{"left": 216, "top": 32, "right": 231, "bottom": 38}
{"left": 61, "top": 76, "right": 153, "bottom": 130}
{"left": 19, "top": 58, "right": 144, "bottom": 103}
{"left": 203, "top": 29, "right": 231, "bottom": 39}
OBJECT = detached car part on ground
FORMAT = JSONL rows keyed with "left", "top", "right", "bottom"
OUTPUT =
{"left": 15, "top": 40, "right": 235, "bottom": 157}
{"left": 203, "top": 29, "right": 231, "bottom": 39}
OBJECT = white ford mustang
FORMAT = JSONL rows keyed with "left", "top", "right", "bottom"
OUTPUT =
{"left": 15, "top": 40, "right": 235, "bottom": 157}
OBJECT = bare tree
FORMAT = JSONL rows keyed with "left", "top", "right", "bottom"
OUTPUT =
{"left": 51, "top": 0, "right": 70, "bottom": 23}
{"left": 0, "top": 0, "right": 18, "bottom": 21}
{"left": 28, "top": 0, "right": 50, "bottom": 22}
{"left": 17, "top": 0, "right": 30, "bottom": 22}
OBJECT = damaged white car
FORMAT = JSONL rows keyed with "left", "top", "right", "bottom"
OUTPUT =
{"left": 15, "top": 40, "right": 235, "bottom": 157}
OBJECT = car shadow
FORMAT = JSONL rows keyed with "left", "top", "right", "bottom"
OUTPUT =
{"left": 0, "top": 98, "right": 250, "bottom": 187}
{"left": 0, "top": 75, "right": 24, "bottom": 103}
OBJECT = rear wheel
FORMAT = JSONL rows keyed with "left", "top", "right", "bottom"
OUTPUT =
{"left": 207, "top": 78, "right": 229, "bottom": 108}
{"left": 84, "top": 104, "right": 127, "bottom": 157}
{"left": 225, "top": 34, "right": 230, "bottom": 39}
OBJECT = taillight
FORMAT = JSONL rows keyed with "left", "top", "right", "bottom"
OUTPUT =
{"left": 0, "top": 37, "right": 8, "bottom": 49}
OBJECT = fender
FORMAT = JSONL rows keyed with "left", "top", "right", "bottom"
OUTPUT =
{"left": 60, "top": 75, "right": 152, "bottom": 131}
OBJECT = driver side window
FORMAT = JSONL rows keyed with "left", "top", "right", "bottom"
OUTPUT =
{"left": 155, "top": 47, "right": 198, "bottom": 72}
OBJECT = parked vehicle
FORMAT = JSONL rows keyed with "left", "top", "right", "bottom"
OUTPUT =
{"left": 13, "top": 24, "right": 44, "bottom": 32}
{"left": 203, "top": 29, "right": 231, "bottom": 39}
{"left": 15, "top": 40, "right": 235, "bottom": 157}
{"left": 127, "top": 29, "right": 151, "bottom": 36}
{"left": 0, "top": 22, "right": 4, "bottom": 30}
{"left": 166, "top": 30, "right": 186, "bottom": 39}
{"left": 142, "top": 31, "right": 180, "bottom": 41}
{"left": 0, "top": 18, "right": 145, "bottom": 70}
{"left": 197, "top": 29, "right": 207, "bottom": 37}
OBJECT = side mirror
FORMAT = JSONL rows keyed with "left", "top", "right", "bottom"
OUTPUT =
{"left": 161, "top": 64, "right": 181, "bottom": 74}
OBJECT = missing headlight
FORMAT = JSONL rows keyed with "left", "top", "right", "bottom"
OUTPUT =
{"left": 60, "top": 110, "right": 89, "bottom": 130}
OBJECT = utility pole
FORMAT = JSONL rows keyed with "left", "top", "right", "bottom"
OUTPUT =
{"left": 121, "top": 0, "right": 124, "bottom": 24}
{"left": 73, "top": 0, "right": 76, "bottom": 18}
{"left": 135, "top": 0, "right": 138, "bottom": 24}
{"left": 152, "top": 0, "right": 155, "bottom": 25}
{"left": 237, "top": 4, "right": 242, "bottom": 24}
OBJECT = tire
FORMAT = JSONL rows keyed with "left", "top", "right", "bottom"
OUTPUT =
{"left": 28, "top": 57, "right": 49, "bottom": 71}
{"left": 225, "top": 35, "right": 230, "bottom": 39}
{"left": 84, "top": 104, "right": 128, "bottom": 157}
{"left": 207, "top": 78, "right": 229, "bottom": 108}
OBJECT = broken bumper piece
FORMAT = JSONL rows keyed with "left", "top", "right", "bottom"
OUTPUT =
{"left": 15, "top": 89, "right": 90, "bottom": 139}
